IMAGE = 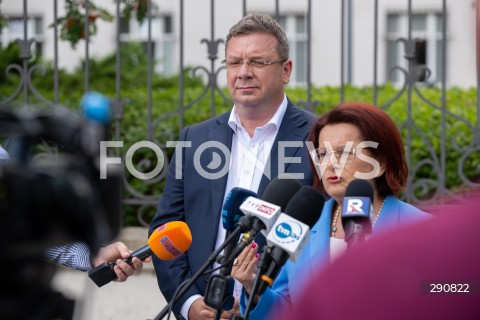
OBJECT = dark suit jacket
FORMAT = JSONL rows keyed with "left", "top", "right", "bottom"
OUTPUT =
{"left": 149, "top": 100, "right": 317, "bottom": 318}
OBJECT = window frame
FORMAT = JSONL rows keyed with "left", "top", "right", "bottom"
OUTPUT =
{"left": 385, "top": 12, "right": 444, "bottom": 86}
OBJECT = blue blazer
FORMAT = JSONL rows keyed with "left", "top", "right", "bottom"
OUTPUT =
{"left": 149, "top": 100, "right": 317, "bottom": 317}
{"left": 242, "top": 195, "right": 430, "bottom": 319}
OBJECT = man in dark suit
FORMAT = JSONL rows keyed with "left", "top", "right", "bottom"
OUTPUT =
{"left": 149, "top": 13, "right": 317, "bottom": 320}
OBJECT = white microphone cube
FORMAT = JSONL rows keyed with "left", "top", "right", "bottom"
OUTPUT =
{"left": 239, "top": 196, "right": 282, "bottom": 235}
{"left": 266, "top": 213, "right": 310, "bottom": 262}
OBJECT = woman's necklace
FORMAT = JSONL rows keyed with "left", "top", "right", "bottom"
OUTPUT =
{"left": 330, "top": 198, "right": 386, "bottom": 237}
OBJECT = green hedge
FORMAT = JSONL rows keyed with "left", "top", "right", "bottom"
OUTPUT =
{"left": 287, "top": 85, "right": 479, "bottom": 193}
{"left": 0, "top": 47, "right": 478, "bottom": 225}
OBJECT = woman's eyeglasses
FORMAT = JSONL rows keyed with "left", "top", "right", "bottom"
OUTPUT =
{"left": 310, "top": 147, "right": 360, "bottom": 164}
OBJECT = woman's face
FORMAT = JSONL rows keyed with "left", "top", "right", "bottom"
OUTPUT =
{"left": 316, "top": 123, "right": 384, "bottom": 202}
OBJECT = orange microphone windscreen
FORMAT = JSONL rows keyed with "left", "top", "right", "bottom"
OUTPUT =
{"left": 148, "top": 221, "right": 192, "bottom": 260}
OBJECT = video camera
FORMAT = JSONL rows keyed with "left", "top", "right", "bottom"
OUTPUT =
{"left": 0, "top": 92, "right": 123, "bottom": 320}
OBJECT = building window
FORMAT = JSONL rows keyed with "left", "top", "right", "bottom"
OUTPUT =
{"left": 278, "top": 14, "right": 307, "bottom": 86}
{"left": 120, "top": 14, "right": 174, "bottom": 75}
{"left": 386, "top": 12, "right": 444, "bottom": 85}
{"left": 0, "top": 16, "right": 43, "bottom": 58}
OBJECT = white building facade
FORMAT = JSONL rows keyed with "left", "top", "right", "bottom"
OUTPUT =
{"left": 0, "top": 0, "right": 476, "bottom": 88}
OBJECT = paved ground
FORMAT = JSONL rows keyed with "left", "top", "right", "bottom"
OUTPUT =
{"left": 52, "top": 266, "right": 166, "bottom": 320}
{"left": 51, "top": 227, "right": 169, "bottom": 320}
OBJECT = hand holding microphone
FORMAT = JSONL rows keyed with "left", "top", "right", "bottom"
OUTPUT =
{"left": 202, "top": 178, "right": 301, "bottom": 315}
{"left": 231, "top": 186, "right": 325, "bottom": 293}
{"left": 231, "top": 186, "right": 325, "bottom": 319}
{"left": 154, "top": 181, "right": 289, "bottom": 320}
{"left": 88, "top": 221, "right": 192, "bottom": 287}
{"left": 257, "top": 186, "right": 325, "bottom": 294}
{"left": 154, "top": 179, "right": 302, "bottom": 320}
{"left": 225, "top": 177, "right": 302, "bottom": 262}
{"left": 92, "top": 241, "right": 150, "bottom": 283}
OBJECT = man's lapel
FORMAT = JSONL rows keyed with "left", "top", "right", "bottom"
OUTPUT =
{"left": 258, "top": 102, "right": 311, "bottom": 196}
{"left": 207, "top": 114, "right": 234, "bottom": 235}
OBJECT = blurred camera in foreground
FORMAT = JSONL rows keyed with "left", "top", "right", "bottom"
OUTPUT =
{"left": 0, "top": 92, "right": 122, "bottom": 319}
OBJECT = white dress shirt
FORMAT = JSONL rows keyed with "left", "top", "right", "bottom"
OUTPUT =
{"left": 180, "top": 95, "right": 288, "bottom": 319}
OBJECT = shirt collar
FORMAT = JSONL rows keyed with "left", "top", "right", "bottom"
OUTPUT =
{"left": 227, "top": 94, "right": 288, "bottom": 133}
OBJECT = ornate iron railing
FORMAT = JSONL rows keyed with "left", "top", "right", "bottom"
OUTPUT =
{"left": 0, "top": 0, "right": 478, "bottom": 225}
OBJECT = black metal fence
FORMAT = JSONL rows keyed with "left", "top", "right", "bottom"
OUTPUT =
{"left": 0, "top": 0, "right": 479, "bottom": 225}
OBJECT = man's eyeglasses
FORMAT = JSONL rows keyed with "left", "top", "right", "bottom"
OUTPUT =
{"left": 221, "top": 58, "right": 286, "bottom": 71}
{"left": 310, "top": 147, "right": 360, "bottom": 164}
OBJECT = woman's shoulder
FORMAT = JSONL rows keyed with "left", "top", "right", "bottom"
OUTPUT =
{"left": 389, "top": 195, "right": 431, "bottom": 222}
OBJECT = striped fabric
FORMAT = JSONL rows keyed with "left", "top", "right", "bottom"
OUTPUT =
{"left": 44, "top": 242, "right": 93, "bottom": 271}
{"left": 0, "top": 146, "right": 9, "bottom": 165}
{"left": 0, "top": 145, "right": 93, "bottom": 271}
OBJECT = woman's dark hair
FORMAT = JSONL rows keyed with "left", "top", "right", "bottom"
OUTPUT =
{"left": 308, "top": 102, "right": 408, "bottom": 198}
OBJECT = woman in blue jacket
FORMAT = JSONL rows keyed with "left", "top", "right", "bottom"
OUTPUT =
{"left": 231, "top": 102, "right": 430, "bottom": 319}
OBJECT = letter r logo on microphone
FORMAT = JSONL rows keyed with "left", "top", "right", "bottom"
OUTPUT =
{"left": 347, "top": 199, "right": 364, "bottom": 213}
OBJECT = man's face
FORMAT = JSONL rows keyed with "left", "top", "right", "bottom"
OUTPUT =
{"left": 225, "top": 33, "right": 292, "bottom": 110}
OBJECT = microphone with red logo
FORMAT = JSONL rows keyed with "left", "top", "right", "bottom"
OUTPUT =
{"left": 341, "top": 179, "right": 375, "bottom": 249}
{"left": 225, "top": 177, "right": 302, "bottom": 262}
{"left": 237, "top": 186, "right": 325, "bottom": 320}
{"left": 88, "top": 221, "right": 192, "bottom": 287}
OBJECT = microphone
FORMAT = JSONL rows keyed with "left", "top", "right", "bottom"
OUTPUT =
{"left": 221, "top": 187, "right": 257, "bottom": 233}
{"left": 262, "top": 175, "right": 303, "bottom": 212}
{"left": 341, "top": 179, "right": 374, "bottom": 249}
{"left": 88, "top": 221, "right": 192, "bottom": 287}
{"left": 226, "top": 178, "right": 303, "bottom": 261}
{"left": 219, "top": 187, "right": 258, "bottom": 265}
{"left": 257, "top": 186, "right": 325, "bottom": 294}
{"left": 154, "top": 180, "right": 300, "bottom": 320}
{"left": 203, "top": 188, "right": 257, "bottom": 310}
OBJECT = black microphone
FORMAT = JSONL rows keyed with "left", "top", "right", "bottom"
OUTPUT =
{"left": 256, "top": 186, "right": 325, "bottom": 295}
{"left": 225, "top": 177, "right": 302, "bottom": 262}
{"left": 262, "top": 176, "right": 303, "bottom": 212}
{"left": 341, "top": 179, "right": 375, "bottom": 249}
{"left": 204, "top": 188, "right": 257, "bottom": 312}
{"left": 154, "top": 179, "right": 301, "bottom": 320}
